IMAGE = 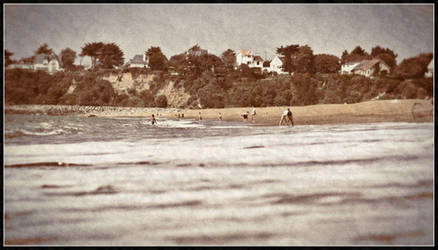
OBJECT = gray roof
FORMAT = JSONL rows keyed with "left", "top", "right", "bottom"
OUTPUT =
{"left": 34, "top": 54, "right": 60, "bottom": 65}
{"left": 130, "top": 54, "right": 147, "bottom": 64}
{"left": 34, "top": 54, "right": 47, "bottom": 64}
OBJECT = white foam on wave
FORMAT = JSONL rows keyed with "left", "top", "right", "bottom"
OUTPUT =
{"left": 151, "top": 119, "right": 206, "bottom": 128}
{"left": 12, "top": 128, "right": 65, "bottom": 136}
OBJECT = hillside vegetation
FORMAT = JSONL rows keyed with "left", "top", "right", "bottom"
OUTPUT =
{"left": 5, "top": 67, "right": 433, "bottom": 109}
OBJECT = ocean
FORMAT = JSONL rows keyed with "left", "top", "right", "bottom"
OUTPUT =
{"left": 4, "top": 114, "right": 434, "bottom": 245}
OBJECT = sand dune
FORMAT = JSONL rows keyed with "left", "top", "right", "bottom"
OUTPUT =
{"left": 5, "top": 99, "right": 433, "bottom": 125}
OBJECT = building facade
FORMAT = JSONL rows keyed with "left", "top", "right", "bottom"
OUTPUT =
{"left": 33, "top": 54, "right": 61, "bottom": 74}
{"left": 351, "top": 59, "right": 390, "bottom": 78}
{"left": 128, "top": 54, "right": 148, "bottom": 68}
{"left": 425, "top": 58, "right": 434, "bottom": 78}
{"left": 341, "top": 61, "right": 361, "bottom": 74}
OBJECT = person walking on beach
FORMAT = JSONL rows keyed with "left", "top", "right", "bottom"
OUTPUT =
{"left": 219, "top": 112, "right": 222, "bottom": 121}
{"left": 279, "top": 108, "right": 294, "bottom": 126}
{"left": 251, "top": 107, "right": 256, "bottom": 122}
{"left": 151, "top": 114, "right": 157, "bottom": 125}
{"left": 287, "top": 108, "right": 294, "bottom": 126}
{"left": 198, "top": 112, "right": 202, "bottom": 121}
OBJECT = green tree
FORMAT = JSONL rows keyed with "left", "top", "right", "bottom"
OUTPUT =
{"left": 277, "top": 44, "right": 299, "bottom": 75}
{"left": 168, "top": 53, "right": 188, "bottom": 72}
{"left": 199, "top": 53, "right": 223, "bottom": 72}
{"left": 80, "top": 42, "right": 104, "bottom": 69}
{"left": 293, "top": 45, "right": 314, "bottom": 73}
{"left": 341, "top": 50, "right": 349, "bottom": 64}
{"left": 314, "top": 54, "right": 341, "bottom": 73}
{"left": 188, "top": 44, "right": 202, "bottom": 55}
{"left": 35, "top": 43, "right": 54, "bottom": 60}
{"left": 139, "top": 90, "right": 155, "bottom": 107}
{"left": 146, "top": 46, "right": 168, "bottom": 71}
{"left": 392, "top": 53, "right": 433, "bottom": 79}
{"left": 342, "top": 46, "right": 371, "bottom": 63}
{"left": 186, "top": 44, "right": 207, "bottom": 76}
{"left": 221, "top": 49, "right": 236, "bottom": 69}
{"left": 99, "top": 43, "right": 124, "bottom": 69}
{"left": 5, "top": 49, "right": 16, "bottom": 67}
{"left": 371, "top": 46, "right": 397, "bottom": 71}
{"left": 60, "top": 48, "right": 77, "bottom": 71}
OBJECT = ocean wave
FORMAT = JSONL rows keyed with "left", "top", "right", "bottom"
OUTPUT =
{"left": 5, "top": 127, "right": 82, "bottom": 139}
{"left": 5, "top": 162, "right": 91, "bottom": 168}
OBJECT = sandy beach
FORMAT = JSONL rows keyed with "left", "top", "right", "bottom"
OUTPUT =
{"left": 5, "top": 99, "right": 433, "bottom": 125}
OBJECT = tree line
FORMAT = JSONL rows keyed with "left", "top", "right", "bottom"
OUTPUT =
{"left": 5, "top": 42, "right": 433, "bottom": 79}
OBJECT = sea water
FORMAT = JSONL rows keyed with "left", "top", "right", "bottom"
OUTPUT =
{"left": 4, "top": 114, "right": 434, "bottom": 245}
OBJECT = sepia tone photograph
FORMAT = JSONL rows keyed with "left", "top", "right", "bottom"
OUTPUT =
{"left": 3, "top": 2, "right": 434, "bottom": 246}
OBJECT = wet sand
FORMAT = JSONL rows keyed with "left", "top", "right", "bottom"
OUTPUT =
{"left": 4, "top": 99, "right": 433, "bottom": 125}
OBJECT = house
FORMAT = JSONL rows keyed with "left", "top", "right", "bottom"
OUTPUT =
{"left": 425, "top": 58, "right": 434, "bottom": 78}
{"left": 236, "top": 50, "right": 254, "bottom": 66}
{"left": 8, "top": 62, "right": 33, "bottom": 70}
{"left": 341, "top": 61, "right": 361, "bottom": 74}
{"left": 249, "top": 55, "right": 264, "bottom": 69}
{"left": 351, "top": 58, "right": 390, "bottom": 78}
{"left": 267, "top": 56, "right": 286, "bottom": 74}
{"left": 33, "top": 54, "right": 61, "bottom": 74}
{"left": 187, "top": 47, "right": 208, "bottom": 57}
{"left": 127, "top": 54, "right": 148, "bottom": 68}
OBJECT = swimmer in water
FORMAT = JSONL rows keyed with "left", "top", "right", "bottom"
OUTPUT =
{"left": 151, "top": 114, "right": 156, "bottom": 125}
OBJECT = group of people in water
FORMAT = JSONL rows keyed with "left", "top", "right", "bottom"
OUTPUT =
{"left": 150, "top": 107, "right": 294, "bottom": 126}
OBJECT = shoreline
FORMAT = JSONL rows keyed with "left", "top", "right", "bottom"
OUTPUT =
{"left": 4, "top": 99, "right": 434, "bottom": 126}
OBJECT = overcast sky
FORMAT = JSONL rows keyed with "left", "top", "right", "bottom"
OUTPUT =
{"left": 4, "top": 4, "right": 434, "bottom": 66}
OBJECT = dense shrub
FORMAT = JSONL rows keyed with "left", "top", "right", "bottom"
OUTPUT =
{"left": 155, "top": 95, "right": 168, "bottom": 108}
{"left": 198, "top": 83, "right": 226, "bottom": 108}
{"left": 4, "top": 65, "right": 433, "bottom": 109}
{"left": 139, "top": 90, "right": 155, "bottom": 107}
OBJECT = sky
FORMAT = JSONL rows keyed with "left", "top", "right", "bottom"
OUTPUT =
{"left": 4, "top": 4, "right": 434, "bottom": 66}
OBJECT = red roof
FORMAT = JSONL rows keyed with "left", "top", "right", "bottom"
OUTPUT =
{"left": 253, "top": 56, "right": 264, "bottom": 62}
{"left": 240, "top": 50, "right": 250, "bottom": 56}
{"left": 353, "top": 59, "right": 381, "bottom": 71}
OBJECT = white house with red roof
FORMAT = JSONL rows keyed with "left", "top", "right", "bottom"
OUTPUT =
{"left": 236, "top": 50, "right": 254, "bottom": 66}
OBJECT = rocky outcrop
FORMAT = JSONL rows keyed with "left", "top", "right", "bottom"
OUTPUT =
{"left": 102, "top": 72, "right": 154, "bottom": 95}
{"left": 156, "top": 81, "right": 191, "bottom": 108}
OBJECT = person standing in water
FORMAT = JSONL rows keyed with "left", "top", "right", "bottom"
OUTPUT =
{"left": 151, "top": 114, "right": 157, "bottom": 125}
{"left": 279, "top": 108, "right": 294, "bottom": 126}
{"left": 219, "top": 112, "right": 222, "bottom": 121}
{"left": 198, "top": 112, "right": 202, "bottom": 121}
{"left": 251, "top": 107, "right": 256, "bottom": 122}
